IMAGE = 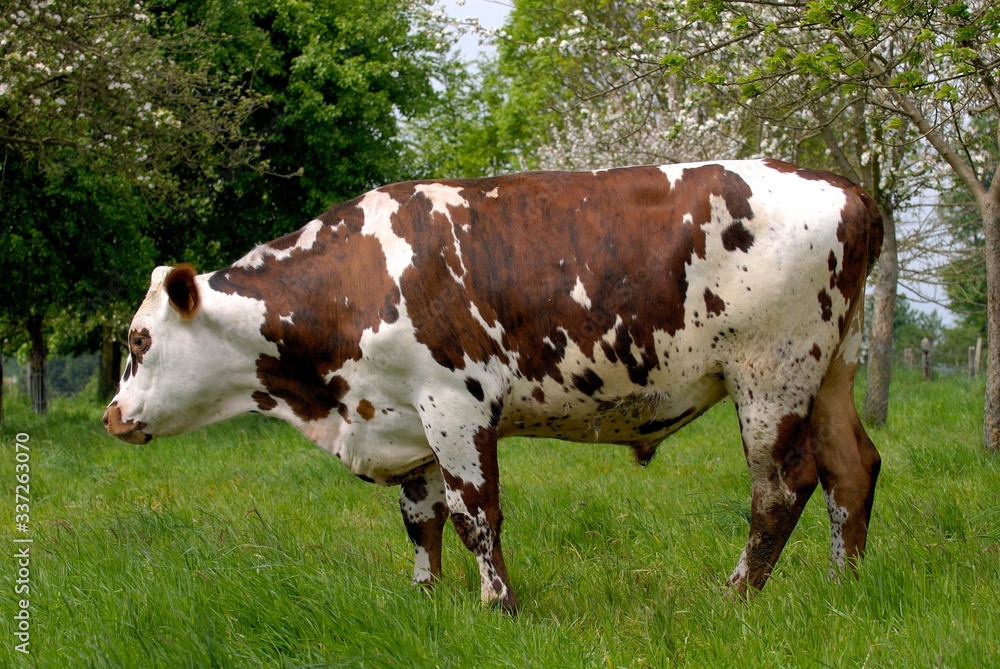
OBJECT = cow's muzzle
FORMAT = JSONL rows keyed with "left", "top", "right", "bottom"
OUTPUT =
{"left": 103, "top": 402, "right": 153, "bottom": 444}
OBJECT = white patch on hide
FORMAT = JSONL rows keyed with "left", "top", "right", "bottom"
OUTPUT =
{"left": 359, "top": 190, "right": 412, "bottom": 282}
{"left": 469, "top": 302, "right": 505, "bottom": 344}
{"left": 232, "top": 219, "right": 324, "bottom": 269}
{"left": 416, "top": 183, "right": 469, "bottom": 219}
{"left": 729, "top": 548, "right": 749, "bottom": 585}
{"left": 570, "top": 276, "right": 592, "bottom": 309}
{"left": 824, "top": 488, "right": 849, "bottom": 575}
{"left": 412, "top": 546, "right": 433, "bottom": 583}
{"left": 416, "top": 183, "right": 470, "bottom": 281}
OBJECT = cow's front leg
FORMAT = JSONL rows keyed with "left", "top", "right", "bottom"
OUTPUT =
{"left": 422, "top": 397, "right": 518, "bottom": 613}
{"left": 399, "top": 462, "right": 448, "bottom": 586}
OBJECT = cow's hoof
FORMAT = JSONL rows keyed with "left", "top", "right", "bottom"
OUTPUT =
{"left": 723, "top": 579, "right": 751, "bottom": 603}
{"left": 411, "top": 578, "right": 437, "bottom": 593}
{"left": 484, "top": 590, "right": 520, "bottom": 615}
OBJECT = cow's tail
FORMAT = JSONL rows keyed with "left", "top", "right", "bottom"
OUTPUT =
{"left": 834, "top": 183, "right": 883, "bottom": 349}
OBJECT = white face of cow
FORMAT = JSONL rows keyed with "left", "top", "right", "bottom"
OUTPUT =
{"left": 103, "top": 265, "right": 265, "bottom": 444}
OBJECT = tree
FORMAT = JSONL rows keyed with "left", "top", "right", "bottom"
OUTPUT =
{"left": 150, "top": 0, "right": 450, "bottom": 269}
{"left": 0, "top": 0, "right": 260, "bottom": 185}
{"left": 1, "top": 0, "right": 262, "bottom": 412}
{"left": 0, "top": 151, "right": 155, "bottom": 411}
{"left": 407, "top": 55, "right": 529, "bottom": 178}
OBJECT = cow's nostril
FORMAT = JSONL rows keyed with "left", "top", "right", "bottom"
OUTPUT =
{"left": 102, "top": 409, "right": 110, "bottom": 427}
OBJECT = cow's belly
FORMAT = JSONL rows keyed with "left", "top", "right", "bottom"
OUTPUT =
{"left": 318, "top": 322, "right": 732, "bottom": 483}
{"left": 324, "top": 374, "right": 726, "bottom": 484}
{"left": 500, "top": 365, "right": 728, "bottom": 446}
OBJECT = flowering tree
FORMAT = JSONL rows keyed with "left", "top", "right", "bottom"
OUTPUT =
{"left": 0, "top": 0, "right": 260, "bottom": 184}
{"left": 1, "top": 0, "right": 262, "bottom": 412}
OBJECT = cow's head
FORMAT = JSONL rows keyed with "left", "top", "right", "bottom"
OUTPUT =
{"left": 103, "top": 264, "right": 262, "bottom": 444}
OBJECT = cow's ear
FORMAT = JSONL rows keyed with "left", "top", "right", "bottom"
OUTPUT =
{"left": 165, "top": 264, "right": 200, "bottom": 319}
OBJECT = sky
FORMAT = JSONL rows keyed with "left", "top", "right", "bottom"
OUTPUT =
{"left": 439, "top": 0, "right": 511, "bottom": 62}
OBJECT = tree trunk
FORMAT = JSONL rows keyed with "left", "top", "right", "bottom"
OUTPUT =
{"left": 0, "top": 344, "right": 4, "bottom": 424}
{"left": 862, "top": 207, "right": 898, "bottom": 426}
{"left": 98, "top": 324, "right": 122, "bottom": 403}
{"left": 26, "top": 313, "right": 48, "bottom": 415}
{"left": 984, "top": 184, "right": 1000, "bottom": 452}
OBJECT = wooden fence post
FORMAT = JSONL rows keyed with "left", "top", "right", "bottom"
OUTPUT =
{"left": 904, "top": 347, "right": 914, "bottom": 368}
{"left": 975, "top": 336, "right": 983, "bottom": 377}
{"left": 970, "top": 346, "right": 976, "bottom": 379}
{"left": 921, "top": 337, "right": 932, "bottom": 381}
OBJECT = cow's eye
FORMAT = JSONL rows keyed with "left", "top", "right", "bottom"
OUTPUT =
{"left": 129, "top": 329, "right": 151, "bottom": 357}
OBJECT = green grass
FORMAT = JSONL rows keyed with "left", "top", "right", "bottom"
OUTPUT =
{"left": 1, "top": 371, "right": 998, "bottom": 667}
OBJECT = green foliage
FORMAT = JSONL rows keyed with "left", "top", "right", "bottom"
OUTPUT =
{"left": 941, "top": 214, "right": 987, "bottom": 334}
{"left": 0, "top": 0, "right": 261, "bottom": 188}
{"left": 937, "top": 121, "right": 994, "bottom": 334}
{"left": 864, "top": 292, "right": 981, "bottom": 370}
{"left": 1, "top": 373, "right": 996, "bottom": 667}
{"left": 408, "top": 57, "right": 524, "bottom": 178}
{"left": 0, "top": 150, "right": 155, "bottom": 332}
{"left": 485, "top": 0, "right": 997, "bottom": 191}
{"left": 457, "top": 0, "right": 611, "bottom": 172}
{"left": 891, "top": 295, "right": 944, "bottom": 353}
{"left": 0, "top": 0, "right": 261, "bottom": 375}
{"left": 46, "top": 353, "right": 100, "bottom": 397}
{"left": 935, "top": 321, "right": 985, "bottom": 369}
{"left": 153, "top": 0, "right": 447, "bottom": 268}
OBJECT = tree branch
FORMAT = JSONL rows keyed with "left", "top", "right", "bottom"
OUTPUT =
{"left": 830, "top": 30, "right": 989, "bottom": 206}
{"left": 887, "top": 90, "right": 987, "bottom": 206}
{"left": 0, "top": 135, "right": 78, "bottom": 148}
{"left": 815, "top": 120, "right": 863, "bottom": 185}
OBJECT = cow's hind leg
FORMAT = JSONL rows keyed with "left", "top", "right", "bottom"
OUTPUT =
{"left": 811, "top": 354, "right": 881, "bottom": 575}
{"left": 400, "top": 462, "right": 449, "bottom": 586}
{"left": 725, "top": 363, "right": 820, "bottom": 596}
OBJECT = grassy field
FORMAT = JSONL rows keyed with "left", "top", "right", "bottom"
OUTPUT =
{"left": 1, "top": 370, "right": 997, "bottom": 668}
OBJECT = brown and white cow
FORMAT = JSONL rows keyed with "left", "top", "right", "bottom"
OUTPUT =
{"left": 104, "top": 159, "right": 882, "bottom": 612}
